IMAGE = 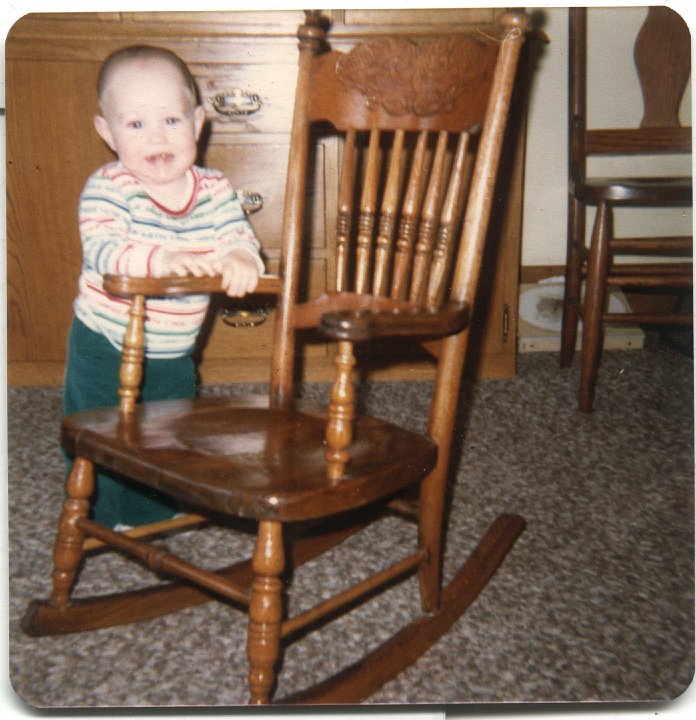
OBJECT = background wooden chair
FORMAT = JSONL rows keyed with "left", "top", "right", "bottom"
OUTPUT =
{"left": 23, "top": 10, "right": 529, "bottom": 704}
{"left": 560, "top": 6, "right": 692, "bottom": 413}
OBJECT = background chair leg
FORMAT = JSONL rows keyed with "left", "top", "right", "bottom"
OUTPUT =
{"left": 579, "top": 202, "right": 611, "bottom": 413}
{"left": 561, "top": 195, "right": 585, "bottom": 367}
{"left": 247, "top": 520, "right": 285, "bottom": 704}
{"left": 50, "top": 458, "right": 94, "bottom": 609}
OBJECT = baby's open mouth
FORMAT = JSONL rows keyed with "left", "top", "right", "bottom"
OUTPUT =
{"left": 146, "top": 153, "right": 175, "bottom": 164}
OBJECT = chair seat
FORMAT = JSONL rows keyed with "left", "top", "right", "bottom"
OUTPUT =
{"left": 62, "top": 394, "right": 438, "bottom": 522}
{"left": 572, "top": 175, "right": 692, "bottom": 205}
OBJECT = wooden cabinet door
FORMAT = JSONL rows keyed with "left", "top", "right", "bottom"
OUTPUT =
{"left": 6, "top": 56, "right": 114, "bottom": 383}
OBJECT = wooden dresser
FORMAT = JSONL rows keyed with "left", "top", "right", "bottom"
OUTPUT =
{"left": 6, "top": 9, "right": 527, "bottom": 386}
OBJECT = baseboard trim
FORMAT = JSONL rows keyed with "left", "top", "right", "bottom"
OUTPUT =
{"left": 520, "top": 265, "right": 566, "bottom": 284}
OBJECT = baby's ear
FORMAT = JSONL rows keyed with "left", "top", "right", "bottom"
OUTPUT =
{"left": 93, "top": 115, "right": 116, "bottom": 151}
{"left": 194, "top": 105, "right": 206, "bottom": 140}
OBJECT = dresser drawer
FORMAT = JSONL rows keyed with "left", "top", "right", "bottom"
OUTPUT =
{"left": 204, "top": 139, "right": 329, "bottom": 258}
{"left": 193, "top": 61, "right": 297, "bottom": 135}
{"left": 202, "top": 257, "right": 328, "bottom": 359}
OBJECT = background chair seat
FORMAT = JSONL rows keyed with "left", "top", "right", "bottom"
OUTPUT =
{"left": 63, "top": 395, "right": 438, "bottom": 521}
{"left": 572, "top": 175, "right": 692, "bottom": 204}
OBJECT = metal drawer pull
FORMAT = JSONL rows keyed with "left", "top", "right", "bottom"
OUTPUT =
{"left": 237, "top": 190, "right": 264, "bottom": 215}
{"left": 220, "top": 304, "right": 270, "bottom": 328}
{"left": 212, "top": 89, "right": 262, "bottom": 117}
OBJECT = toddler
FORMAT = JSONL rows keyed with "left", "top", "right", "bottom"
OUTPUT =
{"left": 64, "top": 45, "right": 264, "bottom": 529}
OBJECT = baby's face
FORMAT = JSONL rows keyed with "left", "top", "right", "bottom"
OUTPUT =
{"left": 94, "top": 58, "right": 205, "bottom": 193}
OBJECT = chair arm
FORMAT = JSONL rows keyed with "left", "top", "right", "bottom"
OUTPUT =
{"left": 319, "top": 300, "right": 470, "bottom": 342}
{"left": 103, "top": 273, "right": 282, "bottom": 298}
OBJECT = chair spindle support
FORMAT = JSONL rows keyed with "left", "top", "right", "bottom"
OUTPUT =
{"left": 427, "top": 131, "right": 470, "bottom": 309}
{"left": 325, "top": 339, "right": 356, "bottom": 481}
{"left": 355, "top": 129, "right": 380, "bottom": 295}
{"left": 118, "top": 293, "right": 146, "bottom": 416}
{"left": 247, "top": 520, "right": 285, "bottom": 704}
{"left": 410, "top": 130, "right": 449, "bottom": 304}
{"left": 49, "top": 458, "right": 94, "bottom": 609}
{"left": 335, "top": 128, "right": 357, "bottom": 292}
{"left": 373, "top": 129, "right": 405, "bottom": 296}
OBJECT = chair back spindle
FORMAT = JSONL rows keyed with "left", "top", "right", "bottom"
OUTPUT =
{"left": 335, "top": 128, "right": 357, "bottom": 293}
{"left": 355, "top": 129, "right": 380, "bottom": 295}
{"left": 427, "top": 131, "right": 471, "bottom": 309}
{"left": 409, "top": 130, "right": 449, "bottom": 305}
{"left": 373, "top": 129, "right": 405, "bottom": 297}
{"left": 391, "top": 131, "right": 429, "bottom": 300}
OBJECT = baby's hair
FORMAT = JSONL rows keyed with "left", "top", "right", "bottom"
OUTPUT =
{"left": 97, "top": 45, "right": 200, "bottom": 107}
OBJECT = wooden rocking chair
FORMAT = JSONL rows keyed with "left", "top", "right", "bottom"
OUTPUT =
{"left": 23, "top": 10, "right": 529, "bottom": 704}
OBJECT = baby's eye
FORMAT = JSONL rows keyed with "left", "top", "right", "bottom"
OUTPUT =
{"left": 127, "top": 120, "right": 143, "bottom": 129}
{"left": 165, "top": 117, "right": 181, "bottom": 125}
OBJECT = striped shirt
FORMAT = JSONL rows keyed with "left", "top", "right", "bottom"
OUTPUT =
{"left": 74, "top": 161, "right": 264, "bottom": 359}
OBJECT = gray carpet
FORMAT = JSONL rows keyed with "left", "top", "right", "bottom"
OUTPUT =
{"left": 6, "top": 341, "right": 695, "bottom": 708}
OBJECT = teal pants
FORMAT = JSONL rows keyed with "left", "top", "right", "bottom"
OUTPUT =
{"left": 63, "top": 317, "right": 197, "bottom": 528}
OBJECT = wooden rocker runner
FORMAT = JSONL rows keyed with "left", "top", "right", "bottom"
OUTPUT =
{"left": 23, "top": 10, "right": 530, "bottom": 704}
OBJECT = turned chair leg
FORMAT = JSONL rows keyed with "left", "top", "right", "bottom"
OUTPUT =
{"left": 50, "top": 457, "right": 94, "bottom": 609}
{"left": 561, "top": 195, "right": 585, "bottom": 367}
{"left": 247, "top": 520, "right": 285, "bottom": 704}
{"left": 579, "top": 201, "right": 612, "bottom": 413}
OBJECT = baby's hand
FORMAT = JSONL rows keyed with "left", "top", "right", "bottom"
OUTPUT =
{"left": 214, "top": 248, "right": 260, "bottom": 297}
{"left": 159, "top": 250, "right": 217, "bottom": 278}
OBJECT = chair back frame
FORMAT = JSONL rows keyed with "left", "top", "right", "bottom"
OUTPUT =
{"left": 569, "top": 6, "right": 692, "bottom": 191}
{"left": 273, "top": 10, "right": 527, "bottom": 413}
